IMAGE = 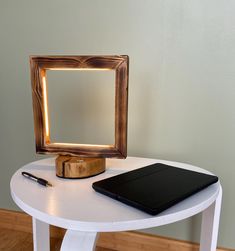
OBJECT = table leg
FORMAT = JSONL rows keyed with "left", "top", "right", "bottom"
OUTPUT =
{"left": 32, "top": 218, "right": 50, "bottom": 251}
{"left": 61, "top": 230, "right": 98, "bottom": 251}
{"left": 199, "top": 187, "right": 222, "bottom": 251}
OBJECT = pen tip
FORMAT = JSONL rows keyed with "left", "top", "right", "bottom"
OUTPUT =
{"left": 47, "top": 183, "right": 53, "bottom": 187}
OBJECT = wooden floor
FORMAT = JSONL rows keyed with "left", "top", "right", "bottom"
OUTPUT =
{"left": 0, "top": 228, "right": 113, "bottom": 251}
{"left": 0, "top": 208, "right": 233, "bottom": 251}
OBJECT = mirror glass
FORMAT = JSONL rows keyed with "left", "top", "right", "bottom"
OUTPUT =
{"left": 47, "top": 70, "right": 115, "bottom": 145}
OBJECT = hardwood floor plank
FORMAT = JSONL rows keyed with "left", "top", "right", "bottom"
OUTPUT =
{"left": 0, "top": 229, "right": 32, "bottom": 251}
{"left": 0, "top": 227, "right": 114, "bottom": 251}
{"left": 0, "top": 209, "right": 233, "bottom": 251}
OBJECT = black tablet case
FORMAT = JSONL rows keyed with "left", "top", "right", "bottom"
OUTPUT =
{"left": 92, "top": 163, "right": 218, "bottom": 215}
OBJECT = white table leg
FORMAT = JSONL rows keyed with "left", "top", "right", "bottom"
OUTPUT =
{"left": 32, "top": 217, "right": 50, "bottom": 251}
{"left": 61, "top": 230, "right": 98, "bottom": 251}
{"left": 199, "top": 187, "right": 222, "bottom": 251}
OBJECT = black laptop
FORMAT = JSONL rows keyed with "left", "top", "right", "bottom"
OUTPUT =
{"left": 92, "top": 163, "right": 218, "bottom": 215}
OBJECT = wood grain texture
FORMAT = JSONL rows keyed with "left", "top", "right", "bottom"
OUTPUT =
{"left": 31, "top": 55, "right": 125, "bottom": 70}
{"left": 0, "top": 228, "right": 63, "bottom": 251}
{"left": 0, "top": 228, "right": 34, "bottom": 251}
{"left": 55, "top": 155, "right": 105, "bottom": 178}
{"left": 0, "top": 208, "right": 32, "bottom": 233}
{"left": 0, "top": 209, "right": 233, "bottom": 251}
{"left": 0, "top": 228, "right": 115, "bottom": 251}
{"left": 101, "top": 232, "right": 234, "bottom": 251}
{"left": 30, "top": 55, "right": 129, "bottom": 158}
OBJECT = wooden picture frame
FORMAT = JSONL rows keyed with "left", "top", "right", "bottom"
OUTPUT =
{"left": 30, "top": 55, "right": 129, "bottom": 158}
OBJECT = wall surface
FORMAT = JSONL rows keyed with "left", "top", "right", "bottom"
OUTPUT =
{"left": 0, "top": 0, "right": 235, "bottom": 248}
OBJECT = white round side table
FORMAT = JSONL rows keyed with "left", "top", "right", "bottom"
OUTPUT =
{"left": 10, "top": 157, "right": 222, "bottom": 251}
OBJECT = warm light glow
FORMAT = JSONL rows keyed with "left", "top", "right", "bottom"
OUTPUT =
{"left": 50, "top": 142, "right": 112, "bottom": 148}
{"left": 42, "top": 76, "right": 50, "bottom": 137}
{"left": 48, "top": 68, "right": 112, "bottom": 71}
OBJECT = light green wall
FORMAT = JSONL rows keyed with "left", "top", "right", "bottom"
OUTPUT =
{"left": 0, "top": 0, "right": 235, "bottom": 248}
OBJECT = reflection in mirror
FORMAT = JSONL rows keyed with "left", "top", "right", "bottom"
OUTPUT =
{"left": 47, "top": 70, "right": 115, "bottom": 145}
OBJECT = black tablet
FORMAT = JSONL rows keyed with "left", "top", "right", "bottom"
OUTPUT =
{"left": 92, "top": 163, "right": 218, "bottom": 215}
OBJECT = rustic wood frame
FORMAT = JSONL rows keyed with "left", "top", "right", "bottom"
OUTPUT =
{"left": 30, "top": 55, "right": 129, "bottom": 158}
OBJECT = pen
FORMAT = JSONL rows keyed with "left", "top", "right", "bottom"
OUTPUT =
{"left": 21, "top": 172, "right": 52, "bottom": 187}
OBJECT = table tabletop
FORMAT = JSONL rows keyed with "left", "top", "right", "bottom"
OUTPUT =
{"left": 10, "top": 156, "right": 220, "bottom": 232}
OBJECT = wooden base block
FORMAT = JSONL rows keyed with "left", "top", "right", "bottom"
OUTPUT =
{"left": 55, "top": 156, "right": 105, "bottom": 178}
